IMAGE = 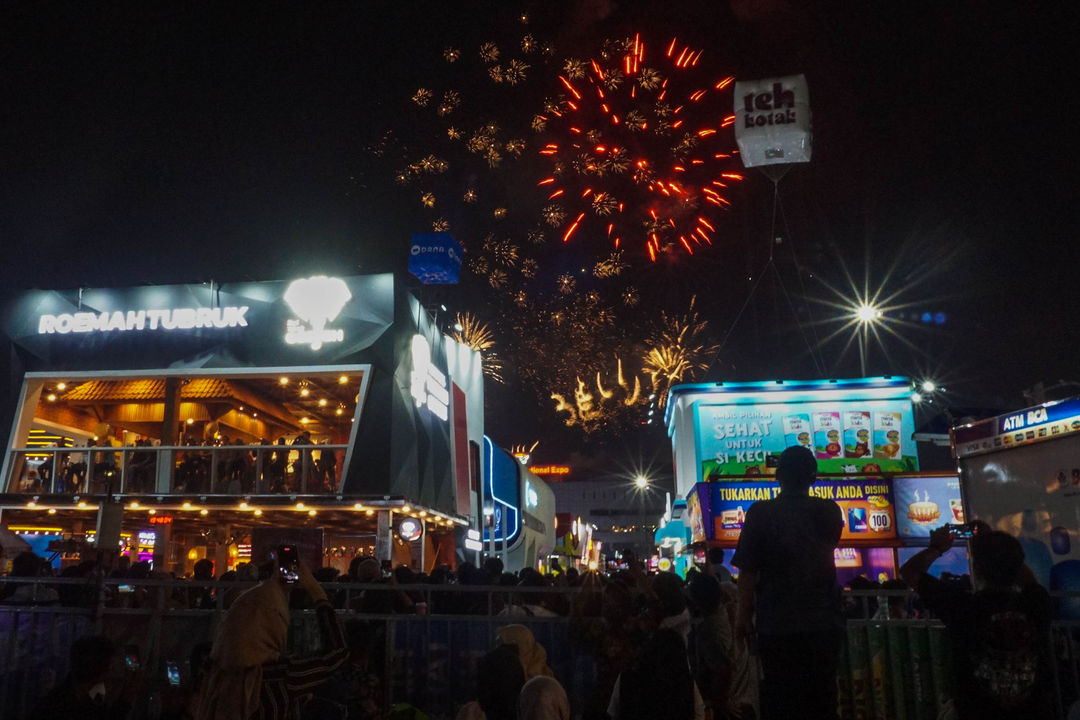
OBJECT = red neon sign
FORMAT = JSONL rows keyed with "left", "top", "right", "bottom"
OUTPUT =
{"left": 148, "top": 515, "right": 173, "bottom": 525}
{"left": 530, "top": 465, "right": 571, "bottom": 476}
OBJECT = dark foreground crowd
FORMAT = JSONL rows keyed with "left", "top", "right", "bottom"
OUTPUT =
{"left": 4, "top": 448, "right": 1066, "bottom": 720}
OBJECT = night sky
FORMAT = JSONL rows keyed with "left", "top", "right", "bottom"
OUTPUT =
{"left": 2, "top": 1, "right": 1076, "bottom": 465}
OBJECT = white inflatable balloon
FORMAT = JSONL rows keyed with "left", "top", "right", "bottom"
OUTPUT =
{"left": 734, "top": 74, "right": 812, "bottom": 168}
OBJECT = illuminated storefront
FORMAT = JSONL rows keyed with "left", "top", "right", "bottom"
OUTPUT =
{"left": 668, "top": 378, "right": 965, "bottom": 584}
{"left": 0, "top": 275, "right": 484, "bottom": 574}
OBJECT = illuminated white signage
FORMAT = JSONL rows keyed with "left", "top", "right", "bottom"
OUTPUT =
{"left": 525, "top": 480, "right": 539, "bottom": 509}
{"left": 283, "top": 276, "right": 351, "bottom": 350}
{"left": 38, "top": 307, "right": 249, "bottom": 334}
{"left": 410, "top": 334, "right": 449, "bottom": 421}
{"left": 398, "top": 518, "right": 423, "bottom": 542}
{"left": 465, "top": 538, "right": 483, "bottom": 551}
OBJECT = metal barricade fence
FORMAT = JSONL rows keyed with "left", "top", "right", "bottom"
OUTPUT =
{"left": 2, "top": 580, "right": 1080, "bottom": 720}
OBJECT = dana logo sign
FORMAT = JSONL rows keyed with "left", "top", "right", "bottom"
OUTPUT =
{"left": 409, "top": 232, "right": 463, "bottom": 285}
{"left": 283, "top": 276, "right": 351, "bottom": 350}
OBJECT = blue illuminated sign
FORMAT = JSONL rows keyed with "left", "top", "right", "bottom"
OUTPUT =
{"left": 953, "top": 396, "right": 1080, "bottom": 458}
{"left": 482, "top": 436, "right": 521, "bottom": 544}
{"left": 409, "top": 233, "right": 463, "bottom": 285}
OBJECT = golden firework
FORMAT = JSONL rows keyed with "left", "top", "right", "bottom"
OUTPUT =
{"left": 594, "top": 251, "right": 628, "bottom": 278}
{"left": 642, "top": 296, "right": 718, "bottom": 406}
{"left": 489, "top": 268, "right": 508, "bottom": 289}
{"left": 504, "top": 59, "right": 529, "bottom": 85}
{"left": 479, "top": 42, "right": 500, "bottom": 64}
{"left": 542, "top": 204, "right": 567, "bottom": 227}
{"left": 420, "top": 192, "right": 436, "bottom": 208}
{"left": 551, "top": 359, "right": 649, "bottom": 432}
{"left": 444, "top": 47, "right": 461, "bottom": 63}
{"left": 452, "top": 313, "right": 504, "bottom": 383}
{"left": 411, "top": 88, "right": 432, "bottom": 107}
{"left": 563, "top": 58, "right": 587, "bottom": 80}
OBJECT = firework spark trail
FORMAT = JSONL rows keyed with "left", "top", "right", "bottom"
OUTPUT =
{"left": 535, "top": 34, "right": 741, "bottom": 262}
{"left": 451, "top": 312, "right": 504, "bottom": 383}
{"left": 642, "top": 296, "right": 718, "bottom": 406}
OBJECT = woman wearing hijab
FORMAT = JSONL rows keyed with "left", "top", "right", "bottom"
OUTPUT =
{"left": 496, "top": 625, "right": 554, "bottom": 680}
{"left": 517, "top": 676, "right": 570, "bottom": 720}
{"left": 197, "top": 561, "right": 348, "bottom": 720}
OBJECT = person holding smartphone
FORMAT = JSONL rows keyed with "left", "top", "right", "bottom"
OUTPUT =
{"left": 196, "top": 547, "right": 348, "bottom": 720}
{"left": 899, "top": 523, "right": 1052, "bottom": 719}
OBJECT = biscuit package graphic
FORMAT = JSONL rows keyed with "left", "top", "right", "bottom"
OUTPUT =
{"left": 873, "top": 411, "right": 903, "bottom": 459}
{"left": 812, "top": 411, "right": 843, "bottom": 460}
{"left": 844, "top": 411, "right": 872, "bottom": 459}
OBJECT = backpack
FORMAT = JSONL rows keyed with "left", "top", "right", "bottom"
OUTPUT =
{"left": 970, "top": 593, "right": 1040, "bottom": 709}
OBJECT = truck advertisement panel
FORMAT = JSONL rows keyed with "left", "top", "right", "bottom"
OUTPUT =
{"left": 695, "top": 397, "right": 917, "bottom": 480}
{"left": 708, "top": 478, "right": 896, "bottom": 544}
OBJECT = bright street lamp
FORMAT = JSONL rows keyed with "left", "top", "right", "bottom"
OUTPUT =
{"left": 854, "top": 304, "right": 882, "bottom": 323}
{"left": 634, "top": 475, "right": 650, "bottom": 489}
{"left": 920, "top": 380, "right": 936, "bottom": 393}
{"left": 852, "top": 303, "right": 881, "bottom": 377}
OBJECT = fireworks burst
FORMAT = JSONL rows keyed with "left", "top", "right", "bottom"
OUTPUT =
{"left": 642, "top": 296, "right": 718, "bottom": 405}
{"left": 535, "top": 34, "right": 742, "bottom": 262}
{"left": 551, "top": 359, "right": 646, "bottom": 432}
{"left": 593, "top": 250, "right": 628, "bottom": 278}
{"left": 452, "top": 313, "right": 504, "bottom": 383}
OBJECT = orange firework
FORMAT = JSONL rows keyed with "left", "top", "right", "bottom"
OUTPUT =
{"left": 535, "top": 34, "right": 742, "bottom": 261}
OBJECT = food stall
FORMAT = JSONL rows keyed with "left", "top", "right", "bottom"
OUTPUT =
{"left": 669, "top": 378, "right": 967, "bottom": 583}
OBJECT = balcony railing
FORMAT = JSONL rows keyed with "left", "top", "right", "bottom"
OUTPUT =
{"left": 4, "top": 444, "right": 350, "bottom": 496}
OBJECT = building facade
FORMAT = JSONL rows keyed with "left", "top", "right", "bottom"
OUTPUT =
{"left": 0, "top": 275, "right": 484, "bottom": 575}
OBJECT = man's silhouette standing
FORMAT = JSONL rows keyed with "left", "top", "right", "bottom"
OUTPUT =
{"left": 732, "top": 445, "right": 845, "bottom": 720}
